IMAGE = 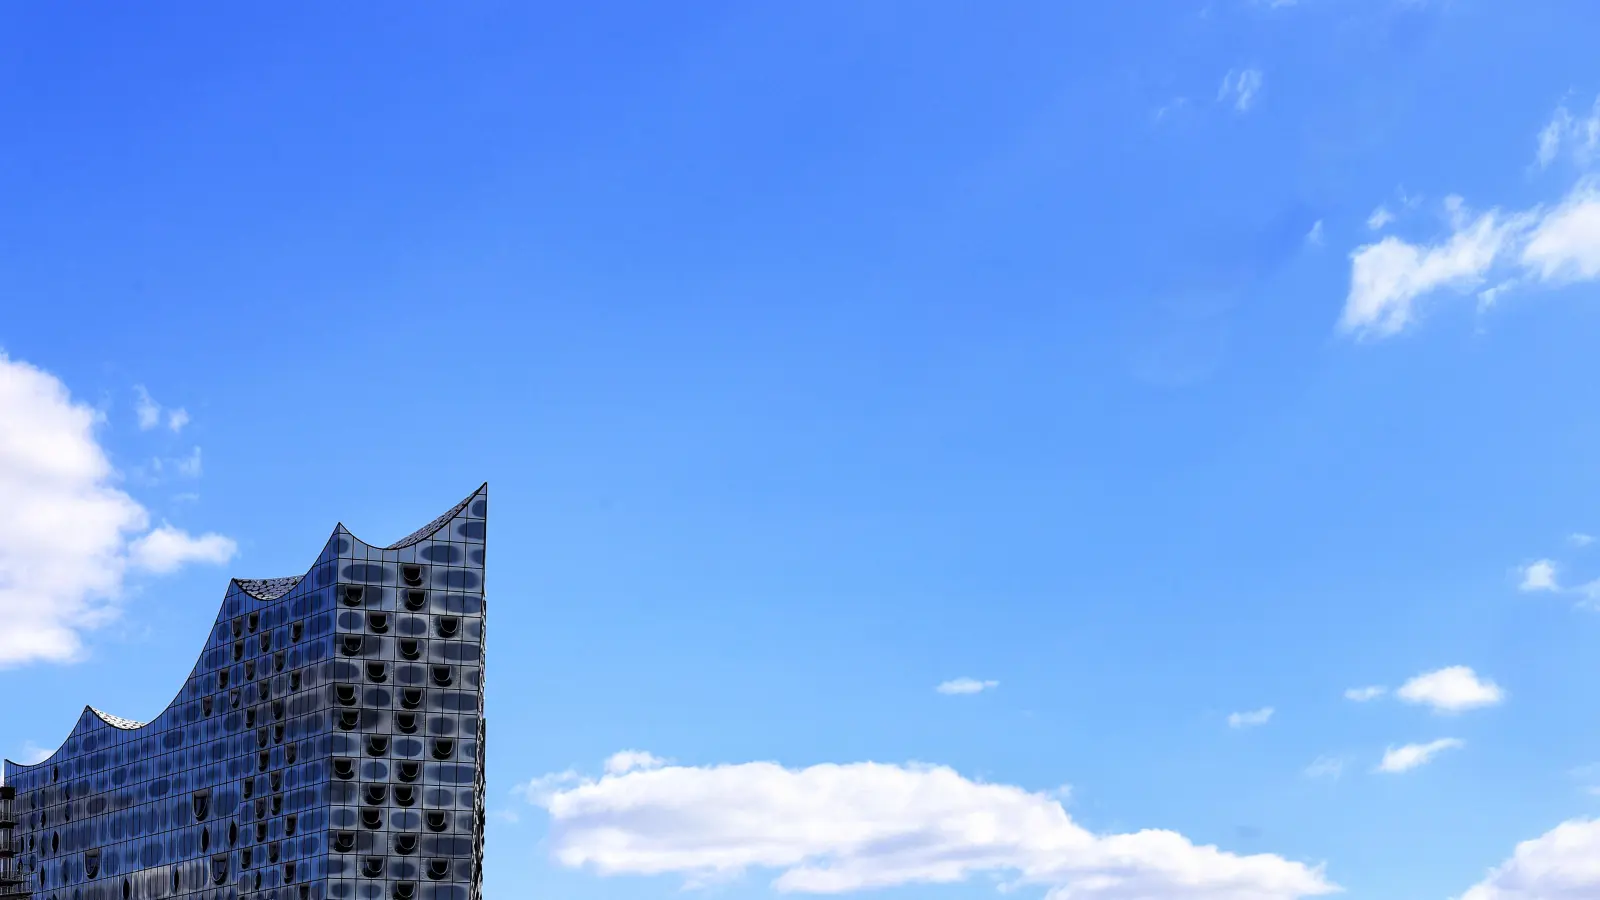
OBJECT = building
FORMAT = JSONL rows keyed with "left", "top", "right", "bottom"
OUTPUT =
{"left": 1, "top": 486, "right": 490, "bottom": 900}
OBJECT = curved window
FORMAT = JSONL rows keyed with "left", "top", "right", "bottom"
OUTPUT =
{"left": 332, "top": 759, "right": 356, "bottom": 781}
{"left": 394, "top": 833, "right": 419, "bottom": 855}
{"left": 395, "top": 712, "right": 419, "bottom": 734}
{"left": 211, "top": 854, "right": 230, "bottom": 885}
{"left": 291, "top": 622, "right": 304, "bottom": 642}
{"left": 341, "top": 636, "right": 364, "bottom": 657}
{"left": 285, "top": 814, "right": 298, "bottom": 836}
{"left": 366, "top": 735, "right": 390, "bottom": 757}
{"left": 393, "top": 785, "right": 417, "bottom": 808}
{"left": 364, "top": 784, "right": 388, "bottom": 805}
{"left": 436, "top": 616, "right": 460, "bottom": 639}
{"left": 361, "top": 808, "right": 384, "bottom": 830}
{"left": 431, "top": 739, "right": 455, "bottom": 760}
{"left": 366, "top": 661, "right": 388, "bottom": 683}
{"left": 426, "top": 859, "right": 450, "bottom": 880}
{"left": 335, "top": 685, "right": 358, "bottom": 706}
{"left": 218, "top": 670, "right": 230, "bottom": 689}
{"left": 192, "top": 790, "right": 211, "bottom": 822}
{"left": 341, "top": 585, "right": 365, "bottom": 607}
{"left": 394, "top": 883, "right": 418, "bottom": 900}
{"left": 404, "top": 590, "right": 427, "bottom": 611}
{"left": 362, "top": 857, "right": 386, "bottom": 878}
{"left": 259, "top": 632, "right": 272, "bottom": 653}
{"left": 430, "top": 666, "right": 453, "bottom": 687}
{"left": 247, "top": 613, "right": 259, "bottom": 633}
{"left": 425, "top": 811, "right": 449, "bottom": 833}
{"left": 401, "top": 688, "right": 423, "bottom": 709}
{"left": 333, "top": 831, "right": 356, "bottom": 853}
{"left": 82, "top": 849, "right": 100, "bottom": 879}
{"left": 233, "top": 641, "right": 245, "bottom": 661}
{"left": 338, "top": 709, "right": 360, "bottom": 731}
{"left": 367, "top": 612, "right": 390, "bottom": 634}
{"left": 401, "top": 565, "right": 425, "bottom": 586}
{"left": 397, "top": 762, "right": 421, "bottom": 783}
{"left": 399, "top": 639, "right": 422, "bottom": 660}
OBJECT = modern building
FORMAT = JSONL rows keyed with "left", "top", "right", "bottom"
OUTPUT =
{"left": 1, "top": 486, "right": 490, "bottom": 900}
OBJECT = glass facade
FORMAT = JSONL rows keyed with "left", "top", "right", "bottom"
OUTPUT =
{"left": 1, "top": 486, "right": 489, "bottom": 900}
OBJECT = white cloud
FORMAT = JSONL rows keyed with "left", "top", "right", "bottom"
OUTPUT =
{"left": 1536, "top": 96, "right": 1600, "bottom": 169}
{"left": 1218, "top": 68, "right": 1264, "bottom": 112}
{"left": 1339, "top": 200, "right": 1524, "bottom": 338}
{"left": 1343, "top": 686, "right": 1386, "bottom": 702}
{"left": 1569, "top": 533, "right": 1594, "bottom": 548}
{"left": 127, "top": 525, "right": 237, "bottom": 574}
{"left": 1376, "top": 738, "right": 1464, "bottom": 773}
{"left": 1367, "top": 206, "right": 1395, "bottom": 230}
{"left": 1519, "top": 180, "right": 1600, "bottom": 283}
{"left": 1396, "top": 666, "right": 1504, "bottom": 713}
{"left": 1228, "top": 707, "right": 1275, "bottom": 728}
{"left": 1304, "top": 757, "right": 1344, "bottom": 779}
{"left": 1519, "top": 559, "right": 1559, "bottom": 592}
{"left": 605, "top": 751, "right": 667, "bottom": 776}
{"left": 526, "top": 755, "right": 1339, "bottom": 899}
{"left": 0, "top": 353, "right": 235, "bottom": 667}
{"left": 166, "top": 408, "right": 190, "bottom": 433}
{"left": 937, "top": 677, "right": 999, "bottom": 695}
{"left": 1306, "top": 220, "right": 1325, "bottom": 246}
{"left": 1339, "top": 172, "right": 1600, "bottom": 338}
{"left": 17, "top": 742, "right": 52, "bottom": 765}
{"left": 1460, "top": 818, "right": 1600, "bottom": 900}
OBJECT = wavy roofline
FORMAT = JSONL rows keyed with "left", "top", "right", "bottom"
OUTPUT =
{"left": 339, "top": 482, "right": 487, "bottom": 551}
{"left": 2, "top": 483, "right": 487, "bottom": 772}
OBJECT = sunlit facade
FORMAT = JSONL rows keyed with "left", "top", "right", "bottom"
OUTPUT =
{"left": 1, "top": 486, "right": 489, "bottom": 900}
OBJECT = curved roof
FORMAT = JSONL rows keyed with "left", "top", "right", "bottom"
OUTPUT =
{"left": 87, "top": 707, "right": 147, "bottom": 730}
{"left": 3, "top": 483, "right": 487, "bottom": 770}
{"left": 345, "top": 486, "right": 483, "bottom": 550}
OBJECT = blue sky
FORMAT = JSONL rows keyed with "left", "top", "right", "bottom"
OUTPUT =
{"left": 3, "top": 1, "right": 1600, "bottom": 897}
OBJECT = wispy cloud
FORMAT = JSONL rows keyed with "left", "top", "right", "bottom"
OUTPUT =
{"left": 1228, "top": 707, "right": 1275, "bottom": 728}
{"left": 1218, "top": 68, "right": 1264, "bottom": 113}
{"left": 175, "top": 447, "right": 203, "bottom": 478}
{"left": 1367, "top": 206, "right": 1395, "bottom": 230}
{"left": 1536, "top": 95, "right": 1600, "bottom": 169}
{"left": 1377, "top": 738, "right": 1464, "bottom": 773}
{"left": 1395, "top": 666, "right": 1504, "bottom": 714}
{"left": 1344, "top": 686, "right": 1386, "bottom": 702}
{"left": 1569, "top": 533, "right": 1594, "bottom": 548}
{"left": 1306, "top": 220, "right": 1325, "bottom": 246}
{"left": 1305, "top": 757, "right": 1345, "bottom": 779}
{"left": 1338, "top": 99, "right": 1600, "bottom": 339}
{"left": 133, "top": 385, "right": 189, "bottom": 433}
{"left": 936, "top": 677, "right": 999, "bottom": 696}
